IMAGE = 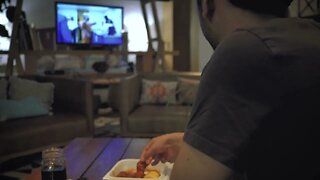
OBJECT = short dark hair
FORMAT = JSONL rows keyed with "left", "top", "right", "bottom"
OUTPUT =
{"left": 197, "top": 0, "right": 293, "bottom": 18}
{"left": 229, "top": 0, "right": 293, "bottom": 17}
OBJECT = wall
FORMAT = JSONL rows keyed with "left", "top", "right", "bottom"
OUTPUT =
{"left": 162, "top": 2, "right": 173, "bottom": 71}
{"left": 190, "top": 0, "right": 213, "bottom": 72}
{"left": 5, "top": 0, "right": 173, "bottom": 72}
{"left": 19, "top": 0, "right": 172, "bottom": 52}
{"left": 190, "top": 0, "right": 199, "bottom": 71}
{"left": 9, "top": 1, "right": 305, "bottom": 73}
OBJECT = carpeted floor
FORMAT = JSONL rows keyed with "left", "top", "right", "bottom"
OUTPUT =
{"left": 94, "top": 116, "right": 120, "bottom": 137}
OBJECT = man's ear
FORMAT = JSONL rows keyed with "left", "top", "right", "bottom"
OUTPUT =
{"left": 201, "top": 0, "right": 215, "bottom": 20}
{"left": 201, "top": 0, "right": 209, "bottom": 18}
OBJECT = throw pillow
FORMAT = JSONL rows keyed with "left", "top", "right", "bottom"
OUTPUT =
{"left": 0, "top": 79, "right": 8, "bottom": 99}
{"left": 9, "top": 77, "right": 54, "bottom": 110}
{"left": 177, "top": 78, "right": 200, "bottom": 105}
{"left": 140, "top": 79, "right": 178, "bottom": 105}
{"left": 0, "top": 96, "right": 49, "bottom": 122}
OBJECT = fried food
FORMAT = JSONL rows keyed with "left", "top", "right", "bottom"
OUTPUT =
{"left": 116, "top": 160, "right": 160, "bottom": 178}
{"left": 136, "top": 161, "right": 147, "bottom": 178}
{"left": 116, "top": 168, "right": 160, "bottom": 178}
{"left": 144, "top": 170, "right": 160, "bottom": 178}
{"left": 116, "top": 168, "right": 137, "bottom": 178}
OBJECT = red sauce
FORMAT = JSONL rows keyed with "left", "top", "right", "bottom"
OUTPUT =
{"left": 116, "top": 161, "right": 147, "bottom": 178}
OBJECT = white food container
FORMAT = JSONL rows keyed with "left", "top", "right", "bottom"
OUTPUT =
{"left": 103, "top": 159, "right": 173, "bottom": 180}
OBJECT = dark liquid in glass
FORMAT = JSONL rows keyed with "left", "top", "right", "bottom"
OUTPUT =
{"left": 41, "top": 166, "right": 67, "bottom": 180}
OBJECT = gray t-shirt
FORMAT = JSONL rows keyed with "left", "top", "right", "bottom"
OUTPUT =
{"left": 184, "top": 18, "right": 320, "bottom": 179}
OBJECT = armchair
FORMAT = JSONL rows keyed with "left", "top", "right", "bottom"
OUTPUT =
{"left": 108, "top": 72, "right": 201, "bottom": 137}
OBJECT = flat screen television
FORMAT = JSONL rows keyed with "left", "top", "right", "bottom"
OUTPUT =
{"left": 55, "top": 2, "right": 123, "bottom": 47}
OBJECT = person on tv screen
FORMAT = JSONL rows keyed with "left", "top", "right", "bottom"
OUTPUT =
{"left": 79, "top": 13, "right": 96, "bottom": 43}
{"left": 56, "top": 14, "right": 75, "bottom": 43}
{"left": 139, "top": 0, "right": 320, "bottom": 179}
{"left": 104, "top": 15, "right": 116, "bottom": 36}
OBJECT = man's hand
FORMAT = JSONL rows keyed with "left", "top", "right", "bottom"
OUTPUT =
{"left": 140, "top": 133, "right": 184, "bottom": 165}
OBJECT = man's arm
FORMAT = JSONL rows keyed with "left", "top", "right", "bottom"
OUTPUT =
{"left": 170, "top": 141, "right": 232, "bottom": 180}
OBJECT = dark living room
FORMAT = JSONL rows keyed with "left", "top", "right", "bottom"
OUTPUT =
{"left": 1, "top": 0, "right": 320, "bottom": 179}
{"left": 0, "top": 0, "right": 206, "bottom": 179}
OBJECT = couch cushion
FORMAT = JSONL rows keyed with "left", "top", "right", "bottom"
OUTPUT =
{"left": 177, "top": 78, "right": 200, "bottom": 105}
{"left": 0, "top": 79, "right": 8, "bottom": 99}
{"left": 128, "top": 105, "right": 192, "bottom": 133}
{"left": 0, "top": 96, "right": 49, "bottom": 122}
{"left": 140, "top": 79, "right": 178, "bottom": 105}
{"left": 0, "top": 112, "right": 88, "bottom": 157}
{"left": 9, "top": 77, "right": 54, "bottom": 110}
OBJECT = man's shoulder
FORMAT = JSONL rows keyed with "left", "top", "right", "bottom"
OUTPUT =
{"left": 212, "top": 30, "right": 272, "bottom": 65}
{"left": 215, "top": 29, "right": 271, "bottom": 57}
{"left": 202, "top": 30, "right": 272, "bottom": 83}
{"left": 214, "top": 18, "right": 320, "bottom": 62}
{"left": 237, "top": 18, "right": 320, "bottom": 54}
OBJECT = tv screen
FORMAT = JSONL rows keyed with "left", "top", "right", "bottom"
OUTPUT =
{"left": 55, "top": 2, "right": 123, "bottom": 46}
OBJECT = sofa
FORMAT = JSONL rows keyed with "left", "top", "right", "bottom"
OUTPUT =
{"left": 108, "top": 72, "right": 201, "bottom": 137}
{"left": 0, "top": 75, "right": 94, "bottom": 161}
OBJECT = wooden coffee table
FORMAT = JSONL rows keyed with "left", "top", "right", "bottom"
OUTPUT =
{"left": 24, "top": 137, "right": 150, "bottom": 180}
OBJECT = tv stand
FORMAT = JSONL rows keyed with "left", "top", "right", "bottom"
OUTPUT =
{"left": 22, "top": 49, "right": 178, "bottom": 74}
{"left": 70, "top": 45, "right": 120, "bottom": 52}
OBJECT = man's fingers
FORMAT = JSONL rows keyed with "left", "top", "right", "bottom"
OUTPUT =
{"left": 160, "top": 157, "right": 167, "bottom": 164}
{"left": 151, "top": 154, "right": 163, "bottom": 166}
{"left": 144, "top": 139, "right": 154, "bottom": 152}
{"left": 151, "top": 158, "right": 160, "bottom": 166}
{"left": 140, "top": 140, "right": 154, "bottom": 161}
{"left": 146, "top": 156, "right": 153, "bottom": 165}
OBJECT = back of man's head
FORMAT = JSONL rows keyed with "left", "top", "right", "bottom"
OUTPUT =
{"left": 229, "top": 0, "right": 293, "bottom": 17}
